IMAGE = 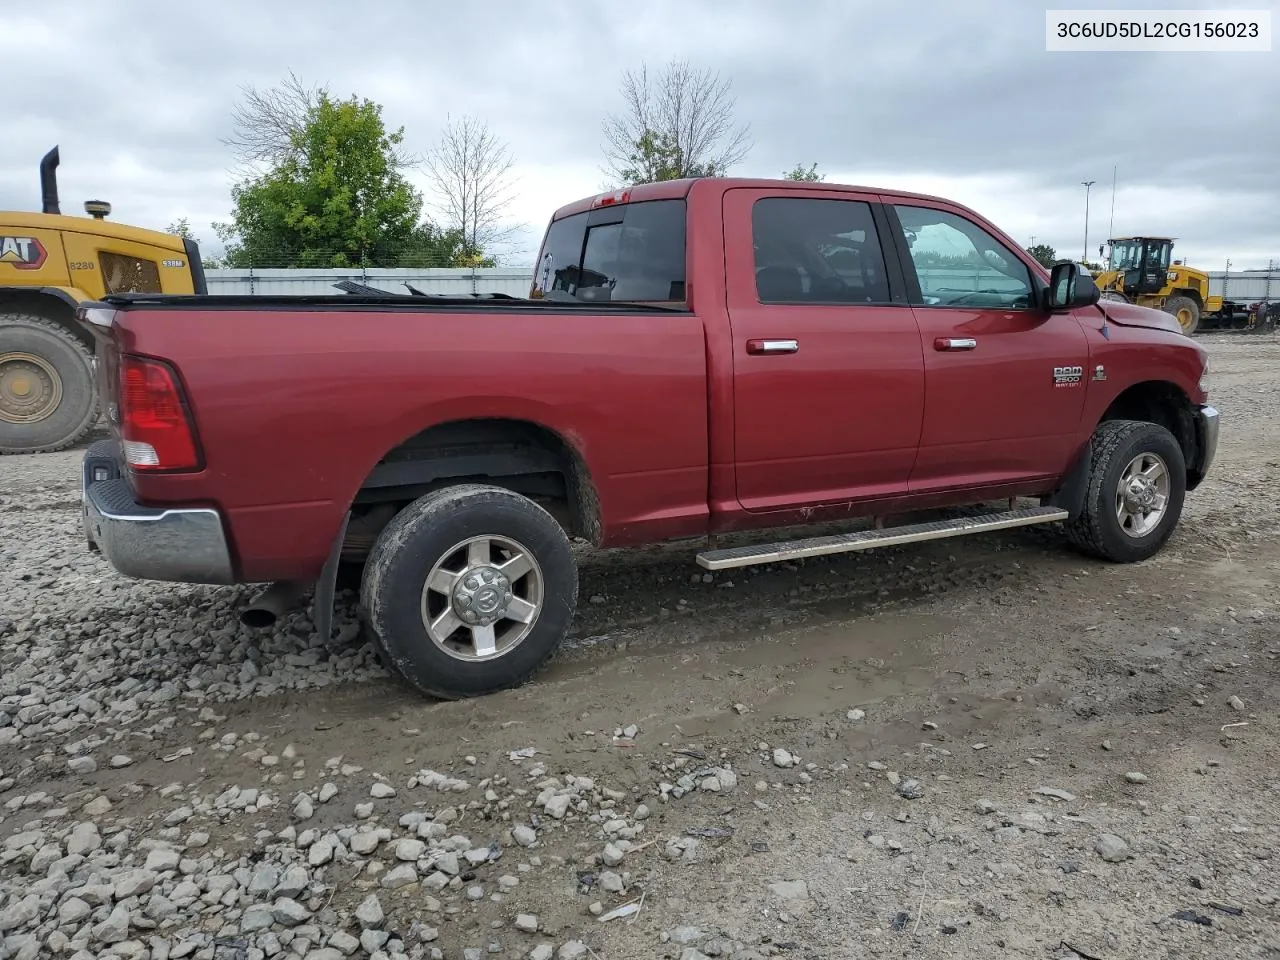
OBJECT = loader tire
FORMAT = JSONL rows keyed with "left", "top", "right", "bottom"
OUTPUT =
{"left": 0, "top": 312, "right": 99, "bottom": 455}
{"left": 1163, "top": 295, "right": 1200, "bottom": 336}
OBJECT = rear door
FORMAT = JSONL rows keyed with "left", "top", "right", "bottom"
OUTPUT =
{"left": 724, "top": 188, "right": 926, "bottom": 512}
{"left": 884, "top": 201, "right": 1091, "bottom": 491}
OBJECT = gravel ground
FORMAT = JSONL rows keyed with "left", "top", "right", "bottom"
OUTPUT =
{"left": 2, "top": 331, "right": 1279, "bottom": 960}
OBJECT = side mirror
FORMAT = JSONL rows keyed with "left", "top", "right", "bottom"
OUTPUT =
{"left": 1047, "top": 261, "right": 1101, "bottom": 311}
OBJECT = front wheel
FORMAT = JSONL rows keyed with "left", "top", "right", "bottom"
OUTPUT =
{"left": 0, "top": 312, "right": 99, "bottom": 454}
{"left": 359, "top": 484, "right": 578, "bottom": 700}
{"left": 1063, "top": 420, "right": 1187, "bottom": 563}
{"left": 1163, "top": 295, "right": 1200, "bottom": 336}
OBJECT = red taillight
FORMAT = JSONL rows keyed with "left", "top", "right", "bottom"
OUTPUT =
{"left": 119, "top": 356, "right": 200, "bottom": 471}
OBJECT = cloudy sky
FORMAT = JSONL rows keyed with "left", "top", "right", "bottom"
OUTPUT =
{"left": 3, "top": 0, "right": 1277, "bottom": 271}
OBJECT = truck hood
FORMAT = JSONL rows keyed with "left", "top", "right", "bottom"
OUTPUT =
{"left": 1095, "top": 299, "right": 1183, "bottom": 334}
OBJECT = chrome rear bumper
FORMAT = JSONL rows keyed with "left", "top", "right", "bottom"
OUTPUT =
{"left": 81, "top": 439, "right": 235, "bottom": 584}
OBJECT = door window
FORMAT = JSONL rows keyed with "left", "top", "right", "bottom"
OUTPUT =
{"left": 892, "top": 205, "right": 1033, "bottom": 309}
{"left": 751, "top": 198, "right": 892, "bottom": 305}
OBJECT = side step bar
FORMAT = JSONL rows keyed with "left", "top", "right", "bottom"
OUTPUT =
{"left": 695, "top": 506, "right": 1070, "bottom": 571}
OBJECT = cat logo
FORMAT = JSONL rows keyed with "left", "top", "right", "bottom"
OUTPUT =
{"left": 0, "top": 236, "right": 48, "bottom": 270}
{"left": 1053, "top": 365, "right": 1084, "bottom": 387}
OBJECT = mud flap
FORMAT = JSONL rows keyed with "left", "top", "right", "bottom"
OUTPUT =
{"left": 1042, "top": 443, "right": 1091, "bottom": 520}
{"left": 312, "top": 511, "right": 350, "bottom": 641}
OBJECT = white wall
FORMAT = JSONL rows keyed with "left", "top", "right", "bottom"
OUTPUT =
{"left": 204, "top": 265, "right": 1280, "bottom": 303}
{"left": 1208, "top": 271, "right": 1280, "bottom": 301}
{"left": 204, "top": 267, "right": 533, "bottom": 297}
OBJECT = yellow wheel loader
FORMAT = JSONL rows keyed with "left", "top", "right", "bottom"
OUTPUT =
{"left": 1093, "top": 236, "right": 1248, "bottom": 336}
{"left": 0, "top": 146, "right": 207, "bottom": 454}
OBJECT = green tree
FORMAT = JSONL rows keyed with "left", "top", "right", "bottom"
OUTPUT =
{"left": 784, "top": 163, "right": 823, "bottom": 182}
{"left": 215, "top": 90, "right": 474, "bottom": 268}
{"left": 617, "top": 129, "right": 725, "bottom": 184}
{"left": 1026, "top": 243, "right": 1057, "bottom": 268}
{"left": 166, "top": 217, "right": 223, "bottom": 269}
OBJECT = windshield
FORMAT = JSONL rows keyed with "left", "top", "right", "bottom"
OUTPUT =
{"left": 1108, "top": 240, "right": 1144, "bottom": 271}
{"left": 531, "top": 199, "right": 686, "bottom": 302}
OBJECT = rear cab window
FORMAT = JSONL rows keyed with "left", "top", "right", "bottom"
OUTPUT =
{"left": 750, "top": 197, "right": 892, "bottom": 304}
{"left": 532, "top": 199, "right": 686, "bottom": 303}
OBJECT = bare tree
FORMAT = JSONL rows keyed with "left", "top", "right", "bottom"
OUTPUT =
{"left": 602, "top": 59, "right": 752, "bottom": 185}
{"left": 422, "top": 114, "right": 518, "bottom": 257}
{"left": 221, "top": 71, "right": 327, "bottom": 169}
{"left": 222, "top": 71, "right": 416, "bottom": 171}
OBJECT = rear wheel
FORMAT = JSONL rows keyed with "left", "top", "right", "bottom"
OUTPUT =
{"left": 1063, "top": 420, "right": 1186, "bottom": 563}
{"left": 1163, "top": 295, "right": 1200, "bottom": 336}
{"left": 359, "top": 484, "right": 578, "bottom": 700}
{"left": 0, "top": 312, "right": 98, "bottom": 455}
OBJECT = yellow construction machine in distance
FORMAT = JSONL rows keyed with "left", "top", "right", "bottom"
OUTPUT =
{"left": 0, "top": 146, "right": 207, "bottom": 454}
{"left": 1093, "top": 236, "right": 1245, "bottom": 336}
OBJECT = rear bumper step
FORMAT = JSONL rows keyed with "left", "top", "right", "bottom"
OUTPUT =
{"left": 696, "top": 506, "right": 1070, "bottom": 570}
{"left": 81, "top": 438, "right": 235, "bottom": 584}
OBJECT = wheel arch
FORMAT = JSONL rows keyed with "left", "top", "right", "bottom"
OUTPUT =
{"left": 0, "top": 286, "right": 93, "bottom": 351}
{"left": 1170, "top": 287, "right": 1203, "bottom": 309}
{"left": 1099, "top": 379, "right": 1199, "bottom": 479}
{"left": 345, "top": 416, "right": 603, "bottom": 555}
{"left": 1048, "top": 379, "right": 1201, "bottom": 518}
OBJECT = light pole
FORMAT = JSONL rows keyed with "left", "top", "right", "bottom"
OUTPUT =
{"left": 1085, "top": 180, "right": 1095, "bottom": 261}
{"left": 1082, "top": 180, "right": 1096, "bottom": 263}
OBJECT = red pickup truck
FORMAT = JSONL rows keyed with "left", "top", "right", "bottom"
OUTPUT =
{"left": 77, "top": 177, "right": 1218, "bottom": 700}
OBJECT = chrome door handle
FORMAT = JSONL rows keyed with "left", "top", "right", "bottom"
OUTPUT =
{"left": 746, "top": 338, "right": 799, "bottom": 355}
{"left": 934, "top": 337, "right": 977, "bottom": 351}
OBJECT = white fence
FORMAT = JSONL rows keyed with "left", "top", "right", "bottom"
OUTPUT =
{"left": 204, "top": 265, "right": 1280, "bottom": 304}
{"left": 204, "top": 267, "right": 533, "bottom": 298}
{"left": 1208, "top": 271, "right": 1280, "bottom": 302}
{"left": 204, "top": 266, "right": 1043, "bottom": 298}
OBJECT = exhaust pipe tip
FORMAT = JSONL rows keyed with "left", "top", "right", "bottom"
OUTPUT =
{"left": 240, "top": 581, "right": 307, "bottom": 630}
{"left": 239, "top": 607, "right": 280, "bottom": 629}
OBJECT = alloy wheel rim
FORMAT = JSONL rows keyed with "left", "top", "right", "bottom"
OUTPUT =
{"left": 419, "top": 534, "right": 544, "bottom": 661}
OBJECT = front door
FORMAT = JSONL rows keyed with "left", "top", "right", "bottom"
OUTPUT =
{"left": 724, "top": 188, "right": 926, "bottom": 512}
{"left": 885, "top": 201, "right": 1091, "bottom": 492}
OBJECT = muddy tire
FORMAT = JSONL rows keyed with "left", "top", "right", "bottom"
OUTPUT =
{"left": 1063, "top": 420, "right": 1186, "bottom": 564}
{"left": 0, "top": 312, "right": 99, "bottom": 455}
{"left": 359, "top": 483, "right": 578, "bottom": 700}
{"left": 1163, "top": 295, "right": 1200, "bottom": 336}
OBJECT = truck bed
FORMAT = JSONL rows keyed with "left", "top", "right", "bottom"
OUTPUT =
{"left": 81, "top": 290, "right": 711, "bottom": 582}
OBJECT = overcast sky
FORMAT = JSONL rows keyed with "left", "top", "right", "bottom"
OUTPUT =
{"left": 3, "top": 0, "right": 1277, "bottom": 271}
